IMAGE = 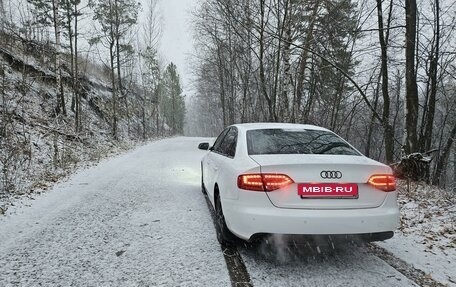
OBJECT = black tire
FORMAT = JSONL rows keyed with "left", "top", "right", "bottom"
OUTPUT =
{"left": 214, "top": 192, "right": 237, "bottom": 246}
{"left": 201, "top": 180, "right": 207, "bottom": 194}
{"left": 201, "top": 163, "right": 207, "bottom": 194}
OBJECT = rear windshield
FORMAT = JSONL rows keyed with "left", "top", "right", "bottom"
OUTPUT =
{"left": 247, "top": 129, "right": 361, "bottom": 156}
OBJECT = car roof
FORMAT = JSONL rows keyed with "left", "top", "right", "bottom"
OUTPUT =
{"left": 231, "top": 122, "right": 330, "bottom": 132}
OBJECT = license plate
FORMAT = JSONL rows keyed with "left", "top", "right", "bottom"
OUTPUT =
{"left": 298, "top": 183, "right": 358, "bottom": 198}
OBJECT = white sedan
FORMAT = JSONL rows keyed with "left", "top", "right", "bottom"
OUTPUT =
{"left": 198, "top": 123, "right": 399, "bottom": 245}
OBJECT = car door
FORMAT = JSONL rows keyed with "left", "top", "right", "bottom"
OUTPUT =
{"left": 210, "top": 127, "right": 239, "bottom": 200}
{"left": 204, "top": 128, "right": 229, "bottom": 200}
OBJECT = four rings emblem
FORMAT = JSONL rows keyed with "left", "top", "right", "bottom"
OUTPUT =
{"left": 320, "top": 171, "right": 342, "bottom": 179}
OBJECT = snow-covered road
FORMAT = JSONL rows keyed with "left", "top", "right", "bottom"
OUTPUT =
{"left": 0, "top": 137, "right": 419, "bottom": 286}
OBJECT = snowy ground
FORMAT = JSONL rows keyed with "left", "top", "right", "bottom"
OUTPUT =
{"left": 378, "top": 182, "right": 456, "bottom": 286}
{"left": 239, "top": 241, "right": 416, "bottom": 287}
{"left": 0, "top": 137, "right": 453, "bottom": 286}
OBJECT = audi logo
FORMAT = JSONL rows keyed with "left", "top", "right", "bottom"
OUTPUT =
{"left": 320, "top": 171, "right": 342, "bottom": 179}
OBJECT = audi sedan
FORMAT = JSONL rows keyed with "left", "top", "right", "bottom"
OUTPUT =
{"left": 198, "top": 123, "right": 399, "bottom": 245}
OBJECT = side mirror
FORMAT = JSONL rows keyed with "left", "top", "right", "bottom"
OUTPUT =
{"left": 198, "top": 142, "right": 210, "bottom": 150}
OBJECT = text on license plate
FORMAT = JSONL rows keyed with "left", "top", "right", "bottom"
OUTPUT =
{"left": 298, "top": 183, "right": 358, "bottom": 198}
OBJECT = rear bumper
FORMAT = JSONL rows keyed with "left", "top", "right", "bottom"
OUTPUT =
{"left": 222, "top": 192, "right": 400, "bottom": 241}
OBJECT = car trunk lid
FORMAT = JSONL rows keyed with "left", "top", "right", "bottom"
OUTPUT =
{"left": 249, "top": 154, "right": 391, "bottom": 210}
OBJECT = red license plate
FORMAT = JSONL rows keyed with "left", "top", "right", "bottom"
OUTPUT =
{"left": 298, "top": 183, "right": 358, "bottom": 198}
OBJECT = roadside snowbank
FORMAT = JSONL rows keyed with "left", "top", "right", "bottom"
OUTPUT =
{"left": 378, "top": 181, "right": 456, "bottom": 286}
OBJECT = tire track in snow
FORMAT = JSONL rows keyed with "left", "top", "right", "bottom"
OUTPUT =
{"left": 203, "top": 193, "right": 253, "bottom": 287}
{"left": 221, "top": 247, "right": 253, "bottom": 287}
{"left": 369, "top": 243, "right": 447, "bottom": 287}
{"left": 237, "top": 239, "right": 417, "bottom": 287}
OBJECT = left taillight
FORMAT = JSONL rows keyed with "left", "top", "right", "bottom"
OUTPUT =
{"left": 368, "top": 174, "right": 396, "bottom": 192}
{"left": 237, "top": 173, "right": 294, "bottom": 192}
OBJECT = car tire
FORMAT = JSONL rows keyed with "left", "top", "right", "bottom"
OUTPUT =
{"left": 201, "top": 179, "right": 207, "bottom": 194}
{"left": 201, "top": 167, "right": 207, "bottom": 195}
{"left": 215, "top": 192, "right": 237, "bottom": 246}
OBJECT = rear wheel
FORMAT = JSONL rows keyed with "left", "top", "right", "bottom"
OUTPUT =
{"left": 201, "top": 163, "right": 207, "bottom": 194}
{"left": 215, "top": 192, "right": 237, "bottom": 246}
{"left": 202, "top": 180, "right": 207, "bottom": 194}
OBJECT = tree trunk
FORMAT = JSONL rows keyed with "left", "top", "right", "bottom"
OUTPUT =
{"left": 142, "top": 93, "right": 146, "bottom": 140}
{"left": 330, "top": 75, "right": 345, "bottom": 131}
{"left": 404, "top": 0, "right": 419, "bottom": 154}
{"left": 110, "top": 44, "right": 117, "bottom": 139}
{"left": 423, "top": 0, "right": 439, "bottom": 152}
{"left": 433, "top": 123, "right": 456, "bottom": 186}
{"left": 279, "top": 0, "right": 291, "bottom": 122}
{"left": 68, "top": 8, "right": 75, "bottom": 114}
{"left": 109, "top": 0, "right": 117, "bottom": 139}
{"left": 259, "top": 0, "right": 274, "bottom": 121}
{"left": 365, "top": 72, "right": 382, "bottom": 157}
{"left": 376, "top": 0, "right": 394, "bottom": 163}
{"left": 453, "top": 144, "right": 456, "bottom": 191}
{"left": 52, "top": 0, "right": 66, "bottom": 116}
{"left": 0, "top": 0, "right": 5, "bottom": 32}
{"left": 216, "top": 43, "right": 227, "bottom": 127}
{"left": 172, "top": 89, "right": 176, "bottom": 134}
{"left": 227, "top": 26, "right": 236, "bottom": 125}
{"left": 114, "top": 0, "right": 125, "bottom": 137}
{"left": 293, "top": 0, "right": 320, "bottom": 123}
{"left": 75, "top": 2, "right": 81, "bottom": 132}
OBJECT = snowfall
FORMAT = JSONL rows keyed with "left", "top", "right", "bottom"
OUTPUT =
{"left": 0, "top": 138, "right": 454, "bottom": 286}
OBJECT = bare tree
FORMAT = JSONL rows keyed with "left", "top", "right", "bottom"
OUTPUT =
{"left": 404, "top": 0, "right": 419, "bottom": 154}
{"left": 52, "top": 0, "right": 66, "bottom": 115}
{"left": 91, "top": 0, "right": 140, "bottom": 139}
{"left": 433, "top": 122, "right": 456, "bottom": 185}
{"left": 419, "top": 0, "right": 440, "bottom": 153}
{"left": 376, "top": 0, "right": 395, "bottom": 163}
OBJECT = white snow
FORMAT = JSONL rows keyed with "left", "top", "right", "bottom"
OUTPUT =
{"left": 377, "top": 181, "right": 456, "bottom": 287}
{"left": 378, "top": 233, "right": 456, "bottom": 287}
{"left": 239, "top": 243, "right": 417, "bottom": 287}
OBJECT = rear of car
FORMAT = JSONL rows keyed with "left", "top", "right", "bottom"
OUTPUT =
{"left": 220, "top": 125, "right": 399, "bottom": 242}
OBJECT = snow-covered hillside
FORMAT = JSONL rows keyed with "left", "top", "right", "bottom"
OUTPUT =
{"left": 0, "top": 33, "right": 143, "bottom": 213}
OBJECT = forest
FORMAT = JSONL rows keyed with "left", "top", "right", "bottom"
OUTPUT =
{"left": 188, "top": 0, "right": 456, "bottom": 189}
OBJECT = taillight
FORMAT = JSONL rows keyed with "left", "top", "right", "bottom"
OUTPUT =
{"left": 262, "top": 174, "right": 294, "bottom": 191}
{"left": 237, "top": 173, "right": 294, "bottom": 192}
{"left": 368, "top": 175, "right": 396, "bottom": 192}
{"left": 237, "top": 174, "right": 264, "bottom": 191}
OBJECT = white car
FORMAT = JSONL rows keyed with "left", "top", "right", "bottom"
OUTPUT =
{"left": 199, "top": 123, "right": 399, "bottom": 245}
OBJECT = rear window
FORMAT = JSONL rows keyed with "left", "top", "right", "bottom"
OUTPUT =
{"left": 247, "top": 129, "right": 360, "bottom": 156}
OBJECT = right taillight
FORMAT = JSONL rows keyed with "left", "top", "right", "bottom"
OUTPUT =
{"left": 368, "top": 175, "right": 396, "bottom": 192}
{"left": 237, "top": 173, "right": 294, "bottom": 192}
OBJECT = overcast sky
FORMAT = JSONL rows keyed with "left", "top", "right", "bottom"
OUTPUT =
{"left": 156, "top": 0, "right": 200, "bottom": 97}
